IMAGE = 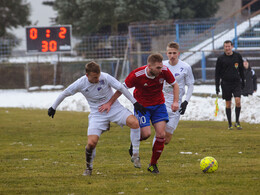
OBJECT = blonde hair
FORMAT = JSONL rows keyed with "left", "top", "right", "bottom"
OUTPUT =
{"left": 167, "top": 41, "right": 179, "bottom": 50}
{"left": 147, "top": 53, "right": 163, "bottom": 64}
{"left": 85, "top": 61, "right": 101, "bottom": 74}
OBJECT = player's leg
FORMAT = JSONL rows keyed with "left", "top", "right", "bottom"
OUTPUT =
{"left": 126, "top": 114, "right": 140, "bottom": 156}
{"left": 234, "top": 97, "right": 242, "bottom": 128}
{"left": 148, "top": 121, "right": 166, "bottom": 174}
{"left": 128, "top": 109, "right": 152, "bottom": 168}
{"left": 83, "top": 113, "right": 109, "bottom": 176}
{"left": 110, "top": 105, "right": 145, "bottom": 168}
{"left": 225, "top": 100, "right": 232, "bottom": 129}
{"left": 233, "top": 84, "right": 242, "bottom": 130}
{"left": 126, "top": 115, "right": 141, "bottom": 168}
{"left": 165, "top": 132, "right": 173, "bottom": 144}
{"left": 84, "top": 134, "right": 100, "bottom": 176}
{"left": 222, "top": 83, "right": 233, "bottom": 129}
{"left": 152, "top": 110, "right": 180, "bottom": 145}
{"left": 148, "top": 104, "right": 168, "bottom": 174}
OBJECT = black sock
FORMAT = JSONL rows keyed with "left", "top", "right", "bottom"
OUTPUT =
{"left": 235, "top": 107, "right": 241, "bottom": 123}
{"left": 226, "top": 108, "right": 232, "bottom": 126}
{"left": 85, "top": 147, "right": 93, "bottom": 169}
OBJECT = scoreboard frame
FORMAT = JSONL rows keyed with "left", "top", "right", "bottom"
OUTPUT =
{"left": 25, "top": 25, "right": 72, "bottom": 54}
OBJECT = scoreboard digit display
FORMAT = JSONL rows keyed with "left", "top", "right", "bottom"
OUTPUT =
{"left": 25, "top": 25, "right": 72, "bottom": 54}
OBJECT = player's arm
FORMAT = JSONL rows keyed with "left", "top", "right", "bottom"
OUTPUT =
{"left": 215, "top": 58, "right": 221, "bottom": 95}
{"left": 98, "top": 90, "right": 122, "bottom": 113}
{"left": 48, "top": 80, "right": 79, "bottom": 118}
{"left": 100, "top": 74, "right": 146, "bottom": 114}
{"left": 171, "top": 82, "right": 179, "bottom": 112}
{"left": 180, "top": 65, "right": 194, "bottom": 115}
{"left": 164, "top": 66, "right": 179, "bottom": 112}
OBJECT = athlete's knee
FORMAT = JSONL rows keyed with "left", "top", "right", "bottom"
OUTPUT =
{"left": 126, "top": 115, "right": 140, "bottom": 129}
{"left": 225, "top": 101, "right": 231, "bottom": 108}
{"left": 131, "top": 119, "right": 139, "bottom": 129}
{"left": 87, "top": 140, "right": 98, "bottom": 150}
{"left": 141, "top": 132, "right": 151, "bottom": 140}
{"left": 235, "top": 100, "right": 241, "bottom": 107}
{"left": 165, "top": 138, "right": 171, "bottom": 145}
{"left": 156, "top": 131, "right": 165, "bottom": 139}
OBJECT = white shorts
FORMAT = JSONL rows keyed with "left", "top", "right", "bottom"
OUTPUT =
{"left": 88, "top": 102, "right": 132, "bottom": 137}
{"left": 165, "top": 104, "right": 181, "bottom": 134}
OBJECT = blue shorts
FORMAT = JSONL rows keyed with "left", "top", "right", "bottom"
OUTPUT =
{"left": 134, "top": 104, "right": 169, "bottom": 128}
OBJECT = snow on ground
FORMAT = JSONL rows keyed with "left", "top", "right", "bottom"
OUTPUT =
{"left": 0, "top": 85, "right": 260, "bottom": 124}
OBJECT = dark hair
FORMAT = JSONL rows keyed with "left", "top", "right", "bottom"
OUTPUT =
{"left": 147, "top": 53, "right": 163, "bottom": 64}
{"left": 85, "top": 61, "right": 101, "bottom": 74}
{"left": 224, "top": 40, "right": 233, "bottom": 45}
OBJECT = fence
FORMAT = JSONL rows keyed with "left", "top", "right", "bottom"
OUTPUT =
{"left": 1, "top": 15, "right": 260, "bottom": 89}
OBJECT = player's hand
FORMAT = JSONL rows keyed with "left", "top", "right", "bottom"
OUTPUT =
{"left": 99, "top": 102, "right": 112, "bottom": 113}
{"left": 171, "top": 102, "right": 179, "bottom": 112}
{"left": 134, "top": 102, "right": 146, "bottom": 115}
{"left": 179, "top": 101, "right": 188, "bottom": 115}
{"left": 216, "top": 85, "right": 220, "bottom": 95}
{"left": 48, "top": 107, "right": 56, "bottom": 118}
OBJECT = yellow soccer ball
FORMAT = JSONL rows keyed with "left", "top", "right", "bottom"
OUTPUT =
{"left": 200, "top": 156, "right": 218, "bottom": 173}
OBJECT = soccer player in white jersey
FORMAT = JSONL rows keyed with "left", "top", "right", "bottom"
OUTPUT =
{"left": 47, "top": 61, "right": 146, "bottom": 176}
{"left": 160, "top": 41, "right": 194, "bottom": 144}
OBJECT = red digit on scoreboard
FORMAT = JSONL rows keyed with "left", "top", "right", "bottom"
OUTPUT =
{"left": 49, "top": 40, "right": 57, "bottom": 52}
{"left": 41, "top": 40, "right": 57, "bottom": 52}
{"left": 30, "top": 28, "right": 38, "bottom": 40}
{"left": 59, "top": 27, "right": 67, "bottom": 39}
{"left": 42, "top": 41, "right": 48, "bottom": 52}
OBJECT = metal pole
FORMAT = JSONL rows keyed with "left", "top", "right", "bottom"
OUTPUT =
{"left": 25, "top": 62, "right": 30, "bottom": 91}
{"left": 175, "top": 23, "right": 180, "bottom": 44}
{"left": 212, "top": 29, "right": 215, "bottom": 50}
{"left": 201, "top": 51, "right": 206, "bottom": 82}
{"left": 234, "top": 21, "right": 238, "bottom": 50}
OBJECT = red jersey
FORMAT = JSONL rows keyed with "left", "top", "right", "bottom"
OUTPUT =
{"left": 125, "top": 65, "right": 176, "bottom": 107}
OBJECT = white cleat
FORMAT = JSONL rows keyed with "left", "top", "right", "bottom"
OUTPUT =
{"left": 131, "top": 153, "right": 141, "bottom": 168}
{"left": 82, "top": 168, "right": 92, "bottom": 176}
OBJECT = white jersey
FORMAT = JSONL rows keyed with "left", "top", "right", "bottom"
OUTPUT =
{"left": 52, "top": 72, "right": 135, "bottom": 113}
{"left": 163, "top": 59, "right": 194, "bottom": 106}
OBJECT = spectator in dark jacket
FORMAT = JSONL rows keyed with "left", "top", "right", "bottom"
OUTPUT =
{"left": 242, "top": 58, "right": 257, "bottom": 96}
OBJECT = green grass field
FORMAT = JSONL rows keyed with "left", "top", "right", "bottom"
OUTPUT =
{"left": 0, "top": 108, "right": 259, "bottom": 194}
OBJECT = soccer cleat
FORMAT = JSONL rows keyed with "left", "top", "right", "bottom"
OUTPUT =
{"left": 131, "top": 153, "right": 141, "bottom": 168}
{"left": 129, "top": 143, "right": 133, "bottom": 157}
{"left": 235, "top": 123, "right": 242, "bottom": 130}
{"left": 82, "top": 168, "right": 92, "bottom": 176}
{"left": 228, "top": 125, "right": 233, "bottom": 130}
{"left": 147, "top": 163, "right": 159, "bottom": 174}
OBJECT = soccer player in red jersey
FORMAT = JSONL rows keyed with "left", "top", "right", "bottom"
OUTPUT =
{"left": 101, "top": 53, "right": 179, "bottom": 173}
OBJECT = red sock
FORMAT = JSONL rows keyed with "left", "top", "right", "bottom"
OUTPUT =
{"left": 150, "top": 137, "right": 165, "bottom": 165}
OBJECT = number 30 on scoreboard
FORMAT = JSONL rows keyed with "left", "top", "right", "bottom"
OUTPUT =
{"left": 25, "top": 25, "right": 72, "bottom": 54}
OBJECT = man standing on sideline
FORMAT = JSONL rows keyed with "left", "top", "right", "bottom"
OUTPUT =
{"left": 242, "top": 58, "right": 257, "bottom": 96}
{"left": 103, "top": 53, "right": 179, "bottom": 173}
{"left": 47, "top": 61, "right": 146, "bottom": 176}
{"left": 215, "top": 40, "right": 245, "bottom": 130}
{"left": 152, "top": 41, "right": 194, "bottom": 145}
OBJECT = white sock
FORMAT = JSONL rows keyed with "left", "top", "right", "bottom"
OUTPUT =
{"left": 131, "top": 128, "right": 140, "bottom": 155}
{"left": 152, "top": 135, "right": 156, "bottom": 147}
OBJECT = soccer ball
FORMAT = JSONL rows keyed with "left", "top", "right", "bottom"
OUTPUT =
{"left": 200, "top": 156, "right": 218, "bottom": 173}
